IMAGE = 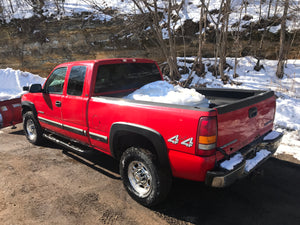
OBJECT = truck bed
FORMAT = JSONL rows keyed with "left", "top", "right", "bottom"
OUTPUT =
{"left": 98, "top": 87, "right": 273, "bottom": 112}
{"left": 95, "top": 87, "right": 275, "bottom": 158}
{"left": 196, "top": 88, "right": 274, "bottom": 113}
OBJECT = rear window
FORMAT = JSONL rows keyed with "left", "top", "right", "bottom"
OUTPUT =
{"left": 94, "top": 63, "right": 161, "bottom": 94}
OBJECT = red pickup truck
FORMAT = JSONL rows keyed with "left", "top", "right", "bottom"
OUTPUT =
{"left": 21, "top": 58, "right": 283, "bottom": 206}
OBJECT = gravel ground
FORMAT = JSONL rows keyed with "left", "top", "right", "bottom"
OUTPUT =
{"left": 1, "top": 125, "right": 300, "bottom": 225}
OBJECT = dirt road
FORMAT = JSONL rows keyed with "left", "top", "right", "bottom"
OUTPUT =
{"left": 1, "top": 125, "right": 300, "bottom": 225}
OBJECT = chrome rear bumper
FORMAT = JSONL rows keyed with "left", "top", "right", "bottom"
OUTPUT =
{"left": 205, "top": 130, "right": 283, "bottom": 188}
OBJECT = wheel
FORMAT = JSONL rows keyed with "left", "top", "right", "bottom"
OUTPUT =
{"left": 120, "top": 147, "right": 172, "bottom": 207}
{"left": 23, "top": 111, "right": 44, "bottom": 145}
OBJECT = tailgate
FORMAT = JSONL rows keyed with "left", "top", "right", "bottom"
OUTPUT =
{"left": 215, "top": 91, "right": 275, "bottom": 158}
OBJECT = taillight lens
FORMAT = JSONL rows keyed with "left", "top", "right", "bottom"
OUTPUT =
{"left": 196, "top": 116, "right": 217, "bottom": 156}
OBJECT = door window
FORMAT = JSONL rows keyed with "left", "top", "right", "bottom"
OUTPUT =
{"left": 44, "top": 67, "right": 67, "bottom": 94}
{"left": 67, "top": 66, "right": 87, "bottom": 96}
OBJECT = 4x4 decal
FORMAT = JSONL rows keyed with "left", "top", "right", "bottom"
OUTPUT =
{"left": 168, "top": 135, "right": 194, "bottom": 147}
{"left": 168, "top": 135, "right": 179, "bottom": 144}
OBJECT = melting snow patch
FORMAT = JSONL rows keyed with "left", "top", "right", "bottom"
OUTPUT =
{"left": 220, "top": 153, "right": 244, "bottom": 171}
{"left": 263, "top": 131, "right": 282, "bottom": 141}
{"left": 125, "top": 81, "right": 210, "bottom": 108}
{"left": 245, "top": 149, "right": 271, "bottom": 172}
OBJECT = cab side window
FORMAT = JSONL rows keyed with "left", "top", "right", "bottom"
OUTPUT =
{"left": 44, "top": 67, "right": 67, "bottom": 94}
{"left": 67, "top": 66, "right": 87, "bottom": 96}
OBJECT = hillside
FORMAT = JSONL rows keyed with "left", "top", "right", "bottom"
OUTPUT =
{"left": 0, "top": 0, "right": 299, "bottom": 75}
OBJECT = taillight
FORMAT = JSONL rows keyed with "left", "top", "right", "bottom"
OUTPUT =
{"left": 196, "top": 116, "right": 217, "bottom": 156}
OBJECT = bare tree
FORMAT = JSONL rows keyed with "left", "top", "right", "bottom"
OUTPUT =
{"left": 24, "top": 0, "right": 45, "bottom": 15}
{"left": 218, "top": 0, "right": 231, "bottom": 81}
{"left": 243, "top": 0, "right": 248, "bottom": 14}
{"left": 267, "top": 0, "right": 273, "bottom": 18}
{"left": 182, "top": 0, "right": 207, "bottom": 87}
{"left": 205, "top": 0, "right": 224, "bottom": 77}
{"left": 259, "top": 0, "right": 263, "bottom": 20}
{"left": 202, "top": 0, "right": 231, "bottom": 82}
{"left": 196, "top": 1, "right": 205, "bottom": 75}
{"left": 274, "top": 0, "right": 279, "bottom": 15}
{"left": 233, "top": 4, "right": 244, "bottom": 77}
{"left": 276, "top": 0, "right": 289, "bottom": 78}
{"left": 131, "top": 0, "right": 181, "bottom": 81}
{"left": 53, "top": 0, "right": 65, "bottom": 14}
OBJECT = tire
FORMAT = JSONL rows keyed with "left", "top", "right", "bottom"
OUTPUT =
{"left": 120, "top": 147, "right": 172, "bottom": 207}
{"left": 23, "top": 111, "right": 44, "bottom": 145}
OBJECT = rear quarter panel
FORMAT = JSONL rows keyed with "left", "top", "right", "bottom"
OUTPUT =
{"left": 88, "top": 97, "right": 217, "bottom": 181}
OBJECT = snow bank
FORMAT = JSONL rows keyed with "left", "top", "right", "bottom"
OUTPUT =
{"left": 0, "top": 68, "right": 45, "bottom": 101}
{"left": 125, "top": 81, "right": 210, "bottom": 108}
{"left": 275, "top": 129, "right": 300, "bottom": 161}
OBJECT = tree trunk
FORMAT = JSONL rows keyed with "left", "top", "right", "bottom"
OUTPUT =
{"left": 167, "top": 0, "right": 180, "bottom": 80}
{"left": 276, "top": 0, "right": 289, "bottom": 79}
{"left": 267, "top": 0, "right": 273, "bottom": 18}
{"left": 234, "top": 4, "right": 243, "bottom": 77}
{"left": 197, "top": 2, "right": 205, "bottom": 73}
{"left": 219, "top": 0, "right": 230, "bottom": 81}
{"left": 259, "top": 0, "right": 262, "bottom": 20}
{"left": 274, "top": 0, "right": 279, "bottom": 16}
{"left": 131, "top": 0, "right": 180, "bottom": 81}
{"left": 214, "top": 0, "right": 224, "bottom": 76}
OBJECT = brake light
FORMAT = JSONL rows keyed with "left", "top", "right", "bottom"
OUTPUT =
{"left": 196, "top": 116, "right": 217, "bottom": 156}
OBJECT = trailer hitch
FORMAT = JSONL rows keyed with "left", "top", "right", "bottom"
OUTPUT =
{"left": 216, "top": 147, "right": 230, "bottom": 160}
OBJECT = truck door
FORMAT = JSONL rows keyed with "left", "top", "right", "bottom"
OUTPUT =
{"left": 37, "top": 67, "right": 67, "bottom": 135}
{"left": 61, "top": 65, "right": 89, "bottom": 144}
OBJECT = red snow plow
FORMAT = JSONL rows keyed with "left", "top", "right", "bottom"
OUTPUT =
{"left": 0, "top": 98, "right": 23, "bottom": 129}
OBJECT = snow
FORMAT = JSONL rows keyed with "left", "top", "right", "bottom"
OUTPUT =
{"left": 1, "top": 0, "right": 299, "bottom": 33}
{"left": 220, "top": 153, "right": 244, "bottom": 171}
{"left": 0, "top": 68, "right": 45, "bottom": 101}
{"left": 125, "top": 81, "right": 210, "bottom": 108}
{"left": 276, "top": 129, "right": 300, "bottom": 161}
{"left": 263, "top": 131, "right": 282, "bottom": 141}
{"left": 245, "top": 149, "right": 271, "bottom": 172}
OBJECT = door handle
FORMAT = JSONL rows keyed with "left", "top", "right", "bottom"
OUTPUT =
{"left": 55, "top": 101, "right": 61, "bottom": 107}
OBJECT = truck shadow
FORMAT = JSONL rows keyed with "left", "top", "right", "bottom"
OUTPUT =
{"left": 7, "top": 128, "right": 24, "bottom": 135}
{"left": 41, "top": 139, "right": 300, "bottom": 225}
{"left": 6, "top": 127, "right": 300, "bottom": 224}
{"left": 43, "top": 139, "right": 121, "bottom": 180}
{"left": 154, "top": 158, "right": 300, "bottom": 225}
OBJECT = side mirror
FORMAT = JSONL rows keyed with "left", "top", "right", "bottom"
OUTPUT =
{"left": 23, "top": 86, "right": 29, "bottom": 91}
{"left": 29, "top": 84, "right": 42, "bottom": 93}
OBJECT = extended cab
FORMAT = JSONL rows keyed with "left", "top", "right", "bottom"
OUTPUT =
{"left": 22, "top": 58, "right": 283, "bottom": 206}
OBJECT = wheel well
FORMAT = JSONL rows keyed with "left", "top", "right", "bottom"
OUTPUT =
{"left": 112, "top": 131, "right": 156, "bottom": 160}
{"left": 22, "top": 106, "right": 32, "bottom": 115}
{"left": 22, "top": 102, "right": 37, "bottom": 117}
